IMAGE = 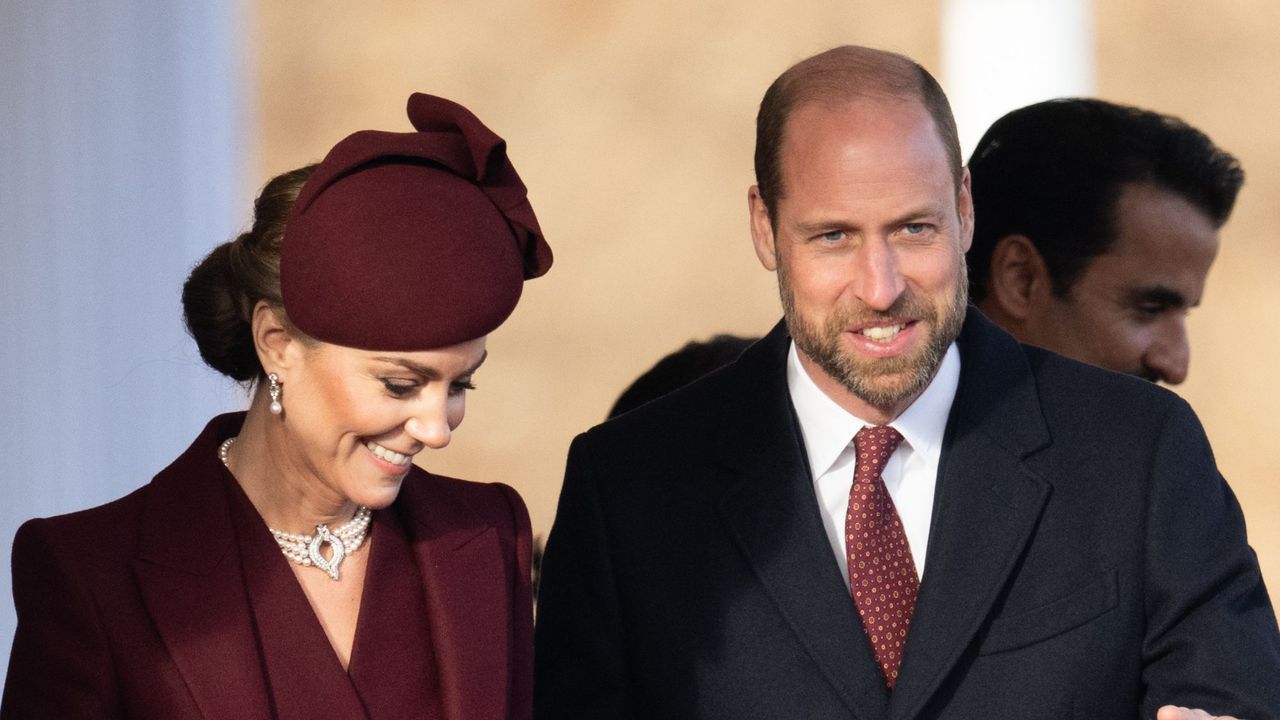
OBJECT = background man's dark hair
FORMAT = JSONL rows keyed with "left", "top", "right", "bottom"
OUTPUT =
{"left": 608, "top": 335, "right": 757, "bottom": 419}
{"left": 966, "top": 98, "right": 1244, "bottom": 301}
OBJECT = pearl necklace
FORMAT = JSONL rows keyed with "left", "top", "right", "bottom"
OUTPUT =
{"left": 217, "top": 437, "right": 371, "bottom": 581}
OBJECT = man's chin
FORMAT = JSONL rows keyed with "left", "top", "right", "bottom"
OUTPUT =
{"left": 841, "top": 369, "right": 931, "bottom": 411}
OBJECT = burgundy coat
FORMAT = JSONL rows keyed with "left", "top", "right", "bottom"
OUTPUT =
{"left": 2, "top": 414, "right": 534, "bottom": 720}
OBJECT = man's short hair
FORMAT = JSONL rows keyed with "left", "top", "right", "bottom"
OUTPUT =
{"left": 967, "top": 98, "right": 1244, "bottom": 301}
{"left": 753, "top": 45, "right": 963, "bottom": 226}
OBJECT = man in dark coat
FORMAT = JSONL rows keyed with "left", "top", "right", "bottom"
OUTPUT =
{"left": 534, "top": 45, "right": 1280, "bottom": 719}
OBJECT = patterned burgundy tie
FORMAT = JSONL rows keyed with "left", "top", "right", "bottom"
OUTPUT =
{"left": 847, "top": 425, "right": 918, "bottom": 689}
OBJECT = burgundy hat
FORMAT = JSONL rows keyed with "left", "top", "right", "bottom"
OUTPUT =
{"left": 280, "top": 93, "right": 552, "bottom": 350}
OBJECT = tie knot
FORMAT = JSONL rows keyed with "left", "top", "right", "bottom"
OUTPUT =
{"left": 853, "top": 425, "right": 904, "bottom": 477}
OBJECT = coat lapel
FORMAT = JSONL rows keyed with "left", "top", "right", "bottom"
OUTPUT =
{"left": 715, "top": 324, "right": 891, "bottom": 720}
{"left": 889, "top": 311, "right": 1052, "bottom": 720}
{"left": 133, "top": 414, "right": 274, "bottom": 720}
{"left": 399, "top": 471, "right": 511, "bottom": 720}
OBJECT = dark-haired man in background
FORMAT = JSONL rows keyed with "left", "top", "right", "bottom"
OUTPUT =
{"left": 966, "top": 98, "right": 1242, "bottom": 385}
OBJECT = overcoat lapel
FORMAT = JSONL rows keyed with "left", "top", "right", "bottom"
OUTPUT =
{"left": 889, "top": 312, "right": 1052, "bottom": 720}
{"left": 715, "top": 324, "right": 891, "bottom": 720}
{"left": 399, "top": 472, "right": 511, "bottom": 720}
{"left": 132, "top": 414, "right": 273, "bottom": 720}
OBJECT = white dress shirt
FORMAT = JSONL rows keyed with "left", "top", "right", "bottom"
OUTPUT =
{"left": 786, "top": 341, "right": 961, "bottom": 583}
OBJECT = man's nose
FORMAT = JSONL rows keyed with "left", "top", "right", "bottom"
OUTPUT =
{"left": 852, "top": 238, "right": 905, "bottom": 311}
{"left": 1143, "top": 319, "right": 1191, "bottom": 385}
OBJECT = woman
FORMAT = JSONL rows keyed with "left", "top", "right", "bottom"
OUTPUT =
{"left": 1, "top": 93, "right": 549, "bottom": 720}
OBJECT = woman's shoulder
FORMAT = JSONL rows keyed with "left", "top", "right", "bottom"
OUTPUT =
{"left": 12, "top": 485, "right": 151, "bottom": 570}
{"left": 397, "top": 467, "right": 529, "bottom": 536}
{"left": 13, "top": 414, "right": 238, "bottom": 563}
{"left": 20, "top": 484, "right": 148, "bottom": 533}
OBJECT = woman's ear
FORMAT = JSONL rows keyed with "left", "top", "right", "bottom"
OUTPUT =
{"left": 251, "top": 301, "right": 300, "bottom": 376}
{"left": 986, "top": 234, "right": 1052, "bottom": 322}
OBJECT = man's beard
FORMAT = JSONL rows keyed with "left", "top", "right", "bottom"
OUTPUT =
{"left": 778, "top": 257, "right": 968, "bottom": 411}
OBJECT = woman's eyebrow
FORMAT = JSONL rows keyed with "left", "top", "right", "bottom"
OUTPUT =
{"left": 372, "top": 351, "right": 488, "bottom": 378}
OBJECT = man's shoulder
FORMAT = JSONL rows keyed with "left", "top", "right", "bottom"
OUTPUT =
{"left": 585, "top": 358, "right": 745, "bottom": 446}
{"left": 579, "top": 334, "right": 788, "bottom": 467}
{"left": 1021, "top": 343, "right": 1185, "bottom": 420}
{"left": 1003, "top": 338, "right": 1192, "bottom": 453}
{"left": 952, "top": 308, "right": 1187, "bottom": 448}
{"left": 959, "top": 308, "right": 1185, "bottom": 428}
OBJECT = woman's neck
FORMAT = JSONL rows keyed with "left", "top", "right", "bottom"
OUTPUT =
{"left": 223, "top": 392, "right": 361, "bottom": 534}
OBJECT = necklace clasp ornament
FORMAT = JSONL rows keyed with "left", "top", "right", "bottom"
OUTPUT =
{"left": 308, "top": 524, "right": 347, "bottom": 580}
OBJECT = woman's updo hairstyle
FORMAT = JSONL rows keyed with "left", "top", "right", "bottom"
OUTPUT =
{"left": 182, "top": 164, "right": 317, "bottom": 381}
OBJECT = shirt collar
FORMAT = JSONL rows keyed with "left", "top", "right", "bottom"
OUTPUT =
{"left": 787, "top": 340, "right": 961, "bottom": 478}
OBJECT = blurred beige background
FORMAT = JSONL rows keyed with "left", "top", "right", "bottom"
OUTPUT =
{"left": 252, "top": 2, "right": 1280, "bottom": 600}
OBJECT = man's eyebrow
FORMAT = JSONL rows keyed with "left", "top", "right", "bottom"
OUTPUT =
{"left": 792, "top": 207, "right": 946, "bottom": 236}
{"left": 1125, "top": 285, "right": 1191, "bottom": 308}
{"left": 372, "top": 350, "right": 488, "bottom": 379}
{"left": 793, "top": 219, "right": 855, "bottom": 236}
{"left": 893, "top": 204, "right": 948, "bottom": 222}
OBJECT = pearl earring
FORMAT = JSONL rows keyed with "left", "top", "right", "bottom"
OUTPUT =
{"left": 268, "top": 372, "right": 283, "bottom": 415}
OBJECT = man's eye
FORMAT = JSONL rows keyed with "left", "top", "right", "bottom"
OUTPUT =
{"left": 903, "top": 223, "right": 928, "bottom": 235}
{"left": 819, "top": 230, "right": 845, "bottom": 242}
{"left": 1131, "top": 303, "right": 1174, "bottom": 323}
{"left": 1138, "top": 301, "right": 1176, "bottom": 316}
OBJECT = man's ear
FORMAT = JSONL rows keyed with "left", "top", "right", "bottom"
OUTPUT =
{"left": 957, "top": 168, "right": 975, "bottom": 253}
{"left": 251, "top": 301, "right": 301, "bottom": 377}
{"left": 986, "top": 234, "right": 1052, "bottom": 321}
{"left": 748, "top": 185, "right": 778, "bottom": 271}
